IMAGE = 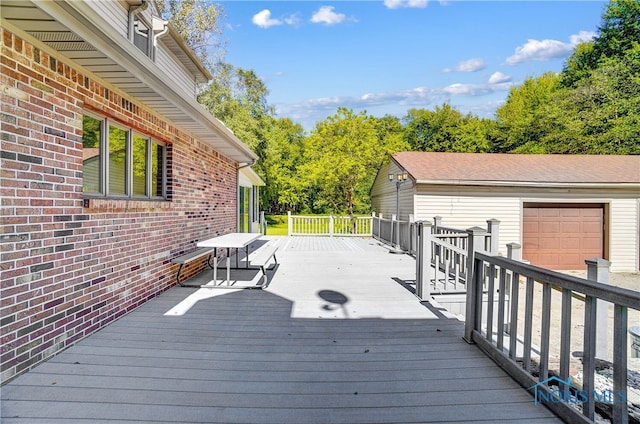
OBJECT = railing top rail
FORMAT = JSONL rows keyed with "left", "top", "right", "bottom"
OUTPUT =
{"left": 435, "top": 226, "right": 467, "bottom": 234}
{"left": 291, "top": 215, "right": 330, "bottom": 219}
{"left": 433, "top": 233, "right": 468, "bottom": 239}
{"left": 476, "top": 252, "right": 640, "bottom": 309}
{"left": 291, "top": 215, "right": 372, "bottom": 219}
{"left": 433, "top": 238, "right": 467, "bottom": 256}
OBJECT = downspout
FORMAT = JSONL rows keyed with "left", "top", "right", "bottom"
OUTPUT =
{"left": 151, "top": 16, "right": 169, "bottom": 61}
{"left": 127, "top": 0, "right": 148, "bottom": 40}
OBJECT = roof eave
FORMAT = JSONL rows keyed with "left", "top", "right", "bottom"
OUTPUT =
{"left": 35, "top": 0, "right": 256, "bottom": 163}
{"left": 414, "top": 180, "right": 640, "bottom": 189}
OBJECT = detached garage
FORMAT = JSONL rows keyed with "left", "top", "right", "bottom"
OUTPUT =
{"left": 370, "top": 152, "right": 640, "bottom": 272}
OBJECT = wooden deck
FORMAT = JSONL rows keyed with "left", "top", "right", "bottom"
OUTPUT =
{"left": 1, "top": 237, "right": 562, "bottom": 423}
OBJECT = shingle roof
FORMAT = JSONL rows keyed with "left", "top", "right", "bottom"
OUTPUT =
{"left": 392, "top": 152, "right": 640, "bottom": 185}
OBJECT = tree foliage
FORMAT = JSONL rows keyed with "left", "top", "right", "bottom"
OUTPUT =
{"left": 300, "top": 108, "right": 407, "bottom": 215}
{"left": 156, "top": 0, "right": 224, "bottom": 70}
{"left": 162, "top": 0, "right": 638, "bottom": 215}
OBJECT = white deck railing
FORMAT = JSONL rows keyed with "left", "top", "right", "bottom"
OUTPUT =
{"left": 287, "top": 212, "right": 372, "bottom": 236}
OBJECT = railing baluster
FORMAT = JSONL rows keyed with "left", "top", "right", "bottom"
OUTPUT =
{"left": 508, "top": 272, "right": 520, "bottom": 360}
{"left": 583, "top": 295, "right": 597, "bottom": 421}
{"left": 539, "top": 282, "right": 552, "bottom": 382}
{"left": 559, "top": 288, "right": 572, "bottom": 392}
{"left": 613, "top": 304, "right": 628, "bottom": 424}
{"left": 497, "top": 266, "right": 507, "bottom": 351}
{"left": 486, "top": 264, "right": 496, "bottom": 342}
{"left": 523, "top": 276, "right": 534, "bottom": 372}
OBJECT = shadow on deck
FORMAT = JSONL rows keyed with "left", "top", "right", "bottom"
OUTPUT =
{"left": 1, "top": 237, "right": 562, "bottom": 423}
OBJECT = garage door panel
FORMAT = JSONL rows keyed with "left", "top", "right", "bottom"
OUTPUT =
{"left": 582, "top": 209, "right": 604, "bottom": 218}
{"left": 561, "top": 222, "right": 580, "bottom": 233}
{"left": 582, "top": 222, "right": 602, "bottom": 233}
{"left": 558, "top": 253, "right": 581, "bottom": 267}
{"left": 560, "top": 209, "right": 581, "bottom": 217}
{"left": 540, "top": 222, "right": 560, "bottom": 233}
{"left": 582, "top": 237, "right": 603, "bottom": 250}
{"left": 561, "top": 237, "right": 580, "bottom": 249}
{"left": 539, "top": 236, "right": 560, "bottom": 249}
{"left": 541, "top": 209, "right": 561, "bottom": 217}
{"left": 523, "top": 205, "right": 603, "bottom": 270}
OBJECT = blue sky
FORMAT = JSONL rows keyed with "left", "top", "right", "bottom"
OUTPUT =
{"left": 216, "top": 1, "right": 608, "bottom": 130}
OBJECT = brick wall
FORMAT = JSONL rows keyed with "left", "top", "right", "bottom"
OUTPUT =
{"left": 1, "top": 28, "right": 238, "bottom": 382}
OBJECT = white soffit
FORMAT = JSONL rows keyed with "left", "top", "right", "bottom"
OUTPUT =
{"left": 1, "top": 0, "right": 257, "bottom": 164}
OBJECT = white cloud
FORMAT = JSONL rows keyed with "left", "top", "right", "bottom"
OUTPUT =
{"left": 310, "top": 6, "right": 346, "bottom": 25}
{"left": 384, "top": 0, "right": 429, "bottom": 9}
{"left": 274, "top": 80, "right": 515, "bottom": 129}
{"left": 284, "top": 14, "right": 302, "bottom": 27}
{"left": 488, "top": 71, "right": 511, "bottom": 84}
{"left": 448, "top": 58, "right": 486, "bottom": 73}
{"left": 570, "top": 30, "right": 597, "bottom": 45}
{"left": 505, "top": 31, "right": 596, "bottom": 65}
{"left": 252, "top": 9, "right": 282, "bottom": 29}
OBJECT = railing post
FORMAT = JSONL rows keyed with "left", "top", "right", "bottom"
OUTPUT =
{"left": 415, "top": 220, "right": 433, "bottom": 301}
{"left": 287, "top": 211, "right": 292, "bottom": 236}
{"left": 586, "top": 258, "right": 611, "bottom": 359}
{"left": 487, "top": 219, "right": 500, "bottom": 255}
{"left": 408, "top": 214, "right": 415, "bottom": 254}
{"left": 329, "top": 212, "right": 334, "bottom": 237}
{"left": 371, "top": 212, "right": 375, "bottom": 237}
{"left": 433, "top": 216, "right": 442, "bottom": 234}
{"left": 506, "top": 242, "right": 522, "bottom": 261}
{"left": 464, "top": 226, "right": 488, "bottom": 343}
{"left": 390, "top": 214, "right": 396, "bottom": 248}
{"left": 260, "top": 211, "right": 266, "bottom": 235}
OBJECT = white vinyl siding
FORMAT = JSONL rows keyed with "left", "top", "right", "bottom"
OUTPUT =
{"left": 370, "top": 161, "right": 414, "bottom": 221}
{"left": 85, "top": 0, "right": 128, "bottom": 38}
{"left": 413, "top": 188, "right": 521, "bottom": 257}
{"left": 154, "top": 46, "right": 198, "bottom": 97}
{"left": 609, "top": 198, "right": 639, "bottom": 272}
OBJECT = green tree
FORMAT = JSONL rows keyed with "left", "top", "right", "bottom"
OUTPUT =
{"left": 562, "top": 0, "right": 640, "bottom": 87}
{"left": 403, "top": 104, "right": 463, "bottom": 152}
{"left": 260, "top": 117, "right": 307, "bottom": 213}
{"left": 198, "top": 64, "right": 273, "bottom": 164}
{"left": 403, "top": 104, "right": 493, "bottom": 153}
{"left": 492, "top": 73, "right": 561, "bottom": 153}
{"left": 542, "top": 45, "right": 640, "bottom": 154}
{"left": 156, "top": 0, "right": 224, "bottom": 70}
{"left": 302, "top": 108, "right": 400, "bottom": 215}
{"left": 451, "top": 118, "right": 494, "bottom": 153}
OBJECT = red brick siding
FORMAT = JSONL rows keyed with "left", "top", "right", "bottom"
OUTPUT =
{"left": 1, "top": 28, "right": 239, "bottom": 382}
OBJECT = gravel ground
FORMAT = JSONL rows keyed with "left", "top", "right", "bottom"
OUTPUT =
{"left": 515, "top": 271, "right": 639, "bottom": 368}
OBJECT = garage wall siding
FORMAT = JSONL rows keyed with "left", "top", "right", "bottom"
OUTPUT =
{"left": 411, "top": 185, "right": 638, "bottom": 272}
{"left": 413, "top": 190, "right": 521, "bottom": 257}
{"left": 370, "top": 161, "right": 414, "bottom": 221}
{"left": 609, "top": 198, "right": 639, "bottom": 272}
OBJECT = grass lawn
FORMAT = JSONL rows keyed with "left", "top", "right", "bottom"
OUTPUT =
{"left": 264, "top": 214, "right": 372, "bottom": 236}
{"left": 265, "top": 215, "right": 288, "bottom": 236}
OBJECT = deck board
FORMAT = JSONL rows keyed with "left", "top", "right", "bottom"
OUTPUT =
{"left": 1, "top": 237, "right": 562, "bottom": 423}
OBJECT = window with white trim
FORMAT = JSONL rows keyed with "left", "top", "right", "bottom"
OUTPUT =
{"left": 82, "top": 114, "right": 166, "bottom": 200}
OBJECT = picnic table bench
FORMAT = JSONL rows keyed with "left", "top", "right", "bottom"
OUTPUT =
{"left": 170, "top": 247, "right": 215, "bottom": 286}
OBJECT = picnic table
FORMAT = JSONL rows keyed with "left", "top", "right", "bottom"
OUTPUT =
{"left": 197, "top": 233, "right": 262, "bottom": 286}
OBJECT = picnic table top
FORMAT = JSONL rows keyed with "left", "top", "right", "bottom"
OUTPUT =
{"left": 197, "top": 232, "right": 262, "bottom": 249}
